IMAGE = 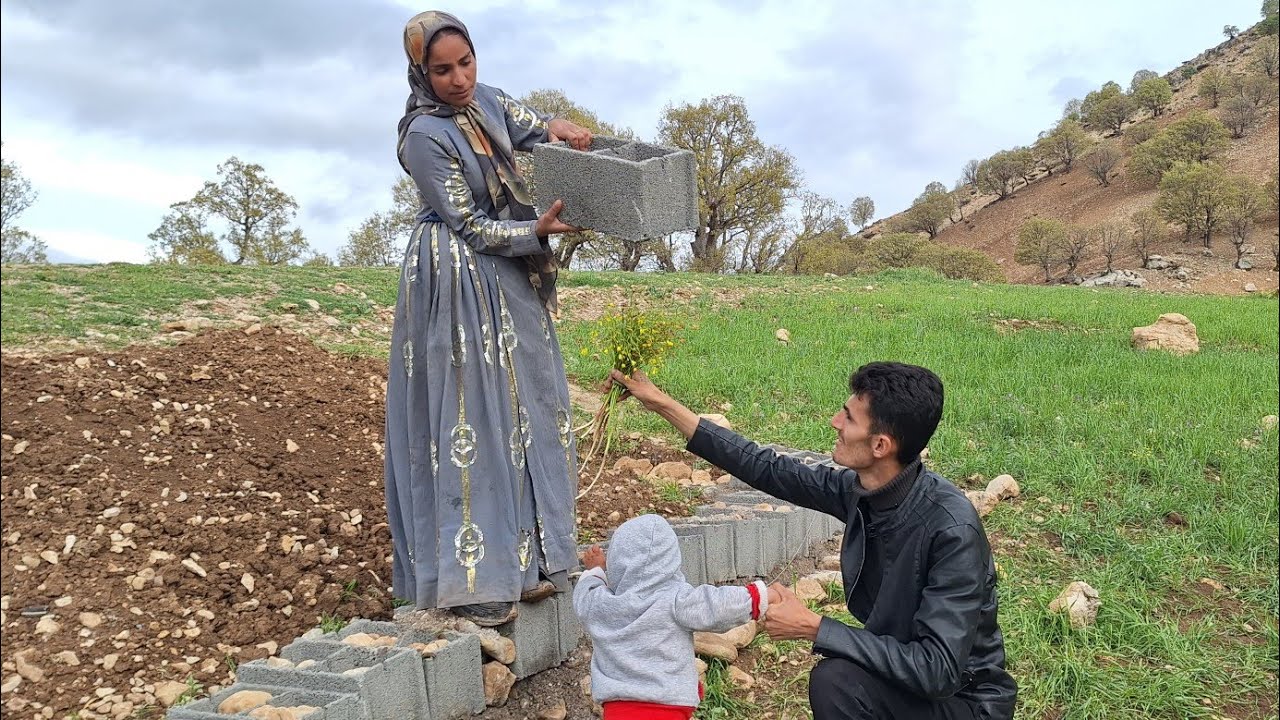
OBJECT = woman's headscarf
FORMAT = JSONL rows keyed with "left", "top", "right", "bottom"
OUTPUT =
{"left": 397, "top": 11, "right": 535, "bottom": 212}
{"left": 397, "top": 11, "right": 557, "bottom": 311}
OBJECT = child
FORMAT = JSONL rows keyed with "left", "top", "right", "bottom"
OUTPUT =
{"left": 574, "top": 514, "right": 779, "bottom": 719}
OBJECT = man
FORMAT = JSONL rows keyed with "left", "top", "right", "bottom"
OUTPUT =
{"left": 609, "top": 362, "right": 1017, "bottom": 720}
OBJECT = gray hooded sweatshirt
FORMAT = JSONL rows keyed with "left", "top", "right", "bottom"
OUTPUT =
{"left": 573, "top": 514, "right": 769, "bottom": 707}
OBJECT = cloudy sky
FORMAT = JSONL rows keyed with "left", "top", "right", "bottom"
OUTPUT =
{"left": 0, "top": 0, "right": 1263, "bottom": 264}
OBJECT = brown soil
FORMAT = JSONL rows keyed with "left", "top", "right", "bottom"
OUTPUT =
{"left": 0, "top": 328, "right": 696, "bottom": 719}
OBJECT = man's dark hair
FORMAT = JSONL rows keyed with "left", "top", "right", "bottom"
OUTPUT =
{"left": 849, "top": 362, "right": 944, "bottom": 464}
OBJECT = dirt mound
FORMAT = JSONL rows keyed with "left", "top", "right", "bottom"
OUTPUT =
{"left": 1, "top": 328, "right": 393, "bottom": 716}
{"left": 0, "top": 328, "right": 694, "bottom": 718}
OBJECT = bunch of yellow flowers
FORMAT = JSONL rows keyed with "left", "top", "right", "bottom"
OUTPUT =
{"left": 576, "top": 303, "right": 684, "bottom": 499}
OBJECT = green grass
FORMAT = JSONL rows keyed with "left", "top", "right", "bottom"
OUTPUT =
{"left": 2, "top": 264, "right": 1277, "bottom": 718}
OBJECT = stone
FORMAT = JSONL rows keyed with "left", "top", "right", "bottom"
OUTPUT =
{"left": 34, "top": 617, "right": 60, "bottom": 636}
{"left": 1048, "top": 581, "right": 1101, "bottom": 629}
{"left": 1132, "top": 313, "right": 1200, "bottom": 355}
{"left": 690, "top": 470, "right": 714, "bottom": 486}
{"left": 1244, "top": 283, "right": 1258, "bottom": 293}
{"left": 305, "top": 299, "right": 321, "bottom": 311}
{"left": 51, "top": 651, "right": 79, "bottom": 667}
{"left": 693, "top": 632, "right": 738, "bottom": 662}
{"left": 986, "top": 474, "right": 1021, "bottom": 500}
{"left": 717, "top": 621, "right": 758, "bottom": 649}
{"left": 153, "top": 680, "right": 189, "bottom": 707}
{"left": 341, "top": 632, "right": 395, "bottom": 648}
{"left": 241, "top": 573, "right": 256, "bottom": 593}
{"left": 1238, "top": 258, "right": 1254, "bottom": 270}
{"left": 1080, "top": 269, "right": 1146, "bottom": 288}
{"left": 965, "top": 490, "right": 999, "bottom": 518}
{"left": 1174, "top": 268, "right": 1189, "bottom": 281}
{"left": 476, "top": 628, "right": 516, "bottom": 664}
{"left": 698, "top": 413, "right": 732, "bottom": 430}
{"left": 795, "top": 577, "right": 827, "bottom": 603}
{"left": 1262, "top": 415, "right": 1279, "bottom": 432}
{"left": 79, "top": 612, "right": 103, "bottom": 629}
{"left": 0, "top": 675, "right": 19, "bottom": 694}
{"left": 727, "top": 665, "right": 755, "bottom": 689}
{"left": 538, "top": 699, "right": 569, "bottom": 720}
{"left": 286, "top": 439, "right": 300, "bottom": 453}
{"left": 819, "top": 555, "right": 842, "bottom": 571}
{"left": 612, "top": 457, "right": 652, "bottom": 477}
{"left": 218, "top": 690, "right": 274, "bottom": 714}
{"left": 1144, "top": 255, "right": 1171, "bottom": 270}
{"left": 650, "top": 461, "right": 692, "bottom": 482}
{"left": 482, "top": 661, "right": 517, "bottom": 707}
{"left": 14, "top": 650, "right": 44, "bottom": 682}
{"left": 775, "top": 328, "right": 791, "bottom": 345}
{"left": 101, "top": 654, "right": 119, "bottom": 670}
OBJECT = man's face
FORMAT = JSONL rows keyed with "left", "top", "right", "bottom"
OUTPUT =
{"left": 830, "top": 393, "right": 881, "bottom": 470}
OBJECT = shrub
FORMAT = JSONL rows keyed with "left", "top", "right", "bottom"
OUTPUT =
{"left": 911, "top": 244, "right": 1006, "bottom": 283}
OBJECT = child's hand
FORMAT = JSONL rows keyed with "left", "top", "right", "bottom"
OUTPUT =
{"left": 582, "top": 544, "right": 606, "bottom": 571}
{"left": 767, "top": 584, "right": 784, "bottom": 608}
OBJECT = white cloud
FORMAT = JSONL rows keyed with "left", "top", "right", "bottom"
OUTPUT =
{"left": 37, "top": 228, "right": 150, "bottom": 264}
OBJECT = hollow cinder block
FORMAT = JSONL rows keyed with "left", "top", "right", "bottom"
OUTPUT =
{"left": 674, "top": 532, "right": 707, "bottom": 586}
{"left": 234, "top": 645, "right": 429, "bottom": 719}
{"left": 497, "top": 596, "right": 562, "bottom": 679}
{"left": 673, "top": 520, "right": 736, "bottom": 584}
{"left": 166, "top": 682, "right": 360, "bottom": 720}
{"left": 553, "top": 590, "right": 582, "bottom": 661}
{"left": 338, "top": 617, "right": 485, "bottom": 719}
{"left": 531, "top": 135, "right": 698, "bottom": 241}
{"left": 422, "top": 632, "right": 486, "bottom": 719}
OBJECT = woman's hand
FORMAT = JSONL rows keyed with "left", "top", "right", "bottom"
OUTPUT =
{"left": 549, "top": 118, "right": 592, "bottom": 151}
{"left": 535, "top": 199, "right": 580, "bottom": 238}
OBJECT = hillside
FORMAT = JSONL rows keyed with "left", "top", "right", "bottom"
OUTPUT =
{"left": 869, "top": 28, "right": 1280, "bottom": 295}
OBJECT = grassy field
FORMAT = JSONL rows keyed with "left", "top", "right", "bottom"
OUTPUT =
{"left": 2, "top": 264, "right": 1277, "bottom": 718}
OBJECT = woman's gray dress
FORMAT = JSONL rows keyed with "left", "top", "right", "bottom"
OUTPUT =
{"left": 385, "top": 83, "right": 578, "bottom": 609}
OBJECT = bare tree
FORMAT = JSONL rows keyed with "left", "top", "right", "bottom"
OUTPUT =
{"left": 1083, "top": 143, "right": 1123, "bottom": 186}
{"left": 1096, "top": 222, "right": 1126, "bottom": 273}
{"left": 1130, "top": 208, "right": 1165, "bottom": 266}
{"left": 1063, "top": 226, "right": 1093, "bottom": 278}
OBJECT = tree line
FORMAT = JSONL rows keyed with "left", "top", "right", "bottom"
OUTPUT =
{"left": 4, "top": 4, "right": 1276, "bottom": 275}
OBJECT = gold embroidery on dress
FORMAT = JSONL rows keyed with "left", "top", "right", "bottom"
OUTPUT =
{"left": 517, "top": 530, "right": 532, "bottom": 572}
{"left": 498, "top": 279, "right": 533, "bottom": 570}
{"left": 498, "top": 93, "right": 548, "bottom": 132}
{"left": 461, "top": 243, "right": 496, "bottom": 366}
{"left": 448, "top": 234, "right": 482, "bottom": 591}
{"left": 444, "top": 155, "right": 521, "bottom": 246}
{"left": 402, "top": 340, "right": 414, "bottom": 379}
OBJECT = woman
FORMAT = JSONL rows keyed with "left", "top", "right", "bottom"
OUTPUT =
{"left": 385, "top": 10, "right": 593, "bottom": 626}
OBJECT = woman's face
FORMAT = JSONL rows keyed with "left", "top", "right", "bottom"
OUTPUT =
{"left": 426, "top": 32, "right": 476, "bottom": 108}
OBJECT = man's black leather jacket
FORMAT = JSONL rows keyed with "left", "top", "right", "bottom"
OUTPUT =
{"left": 688, "top": 420, "right": 1017, "bottom": 720}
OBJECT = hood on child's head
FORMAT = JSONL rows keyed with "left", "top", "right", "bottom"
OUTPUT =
{"left": 605, "top": 514, "right": 683, "bottom": 594}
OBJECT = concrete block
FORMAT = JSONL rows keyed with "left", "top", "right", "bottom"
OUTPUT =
{"left": 553, "top": 590, "right": 582, "bottom": 660}
{"left": 497, "top": 596, "right": 562, "bottom": 679}
{"left": 532, "top": 136, "right": 698, "bottom": 241}
{"left": 757, "top": 513, "right": 789, "bottom": 576}
{"left": 421, "top": 632, "right": 486, "bottom": 719}
{"left": 728, "top": 517, "right": 766, "bottom": 579}
{"left": 337, "top": 618, "right": 485, "bottom": 719}
{"left": 167, "top": 682, "right": 361, "bottom": 720}
{"left": 781, "top": 506, "right": 807, "bottom": 559}
{"left": 675, "top": 532, "right": 707, "bottom": 586}
{"left": 236, "top": 646, "right": 430, "bottom": 719}
{"left": 673, "top": 521, "right": 736, "bottom": 584}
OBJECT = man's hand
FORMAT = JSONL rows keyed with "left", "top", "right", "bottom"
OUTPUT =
{"left": 548, "top": 118, "right": 592, "bottom": 151}
{"left": 607, "top": 369, "right": 669, "bottom": 412}
{"left": 608, "top": 370, "right": 701, "bottom": 440}
{"left": 763, "top": 583, "right": 822, "bottom": 642}
{"left": 581, "top": 544, "right": 606, "bottom": 571}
